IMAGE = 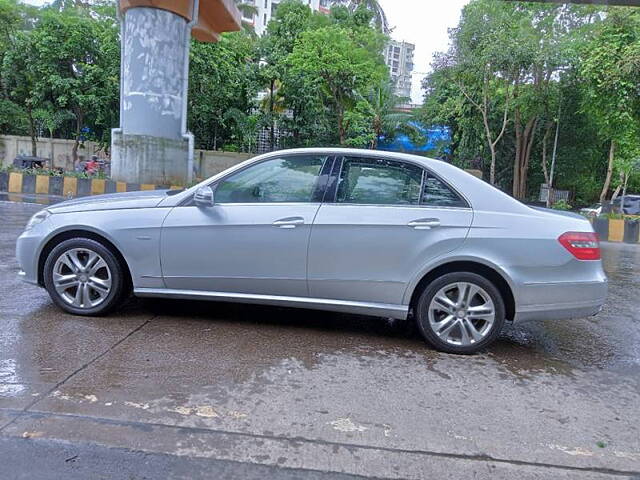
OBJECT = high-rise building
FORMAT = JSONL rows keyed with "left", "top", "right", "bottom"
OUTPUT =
{"left": 384, "top": 39, "right": 415, "bottom": 100}
{"left": 251, "top": 0, "right": 329, "bottom": 36}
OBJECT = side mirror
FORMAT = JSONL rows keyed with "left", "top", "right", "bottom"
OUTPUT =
{"left": 194, "top": 186, "right": 215, "bottom": 208}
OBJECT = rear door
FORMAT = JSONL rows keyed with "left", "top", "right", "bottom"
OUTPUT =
{"left": 307, "top": 155, "right": 473, "bottom": 306}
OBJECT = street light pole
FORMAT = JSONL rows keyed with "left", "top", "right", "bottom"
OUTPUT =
{"left": 547, "top": 103, "right": 561, "bottom": 208}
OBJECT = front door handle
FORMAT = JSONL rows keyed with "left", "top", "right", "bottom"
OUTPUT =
{"left": 408, "top": 218, "right": 441, "bottom": 230}
{"left": 273, "top": 217, "right": 305, "bottom": 229}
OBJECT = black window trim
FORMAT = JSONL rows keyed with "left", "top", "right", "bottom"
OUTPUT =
{"left": 421, "top": 171, "right": 470, "bottom": 210}
{"left": 328, "top": 154, "right": 471, "bottom": 209}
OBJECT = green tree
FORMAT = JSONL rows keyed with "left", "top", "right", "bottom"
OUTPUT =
{"left": 420, "top": 0, "right": 604, "bottom": 200}
{"left": 222, "top": 108, "right": 262, "bottom": 153}
{"left": 580, "top": 9, "right": 640, "bottom": 203}
{"left": 428, "top": 0, "right": 528, "bottom": 186}
{"left": 260, "top": 0, "right": 315, "bottom": 150}
{"left": 188, "top": 31, "right": 258, "bottom": 151}
{"left": 288, "top": 25, "right": 387, "bottom": 144}
{"left": 611, "top": 153, "right": 640, "bottom": 204}
{"left": 21, "top": 8, "right": 119, "bottom": 162}
{"left": 2, "top": 31, "right": 42, "bottom": 155}
{"left": 332, "top": 0, "right": 389, "bottom": 34}
{"left": 0, "top": 0, "right": 41, "bottom": 150}
{"left": 33, "top": 106, "right": 74, "bottom": 141}
{"left": 361, "top": 81, "right": 417, "bottom": 149}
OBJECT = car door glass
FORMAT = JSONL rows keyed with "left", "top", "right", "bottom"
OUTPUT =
{"left": 336, "top": 157, "right": 423, "bottom": 205}
{"left": 216, "top": 156, "right": 327, "bottom": 204}
{"left": 421, "top": 174, "right": 468, "bottom": 208}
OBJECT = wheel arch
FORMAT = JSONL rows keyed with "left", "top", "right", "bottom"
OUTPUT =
{"left": 408, "top": 260, "right": 516, "bottom": 322}
{"left": 37, "top": 229, "right": 133, "bottom": 292}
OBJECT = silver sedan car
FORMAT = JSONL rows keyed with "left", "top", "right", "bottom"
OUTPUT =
{"left": 16, "top": 148, "right": 607, "bottom": 354}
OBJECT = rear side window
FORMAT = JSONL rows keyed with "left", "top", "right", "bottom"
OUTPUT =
{"left": 422, "top": 174, "right": 468, "bottom": 208}
{"left": 336, "top": 157, "right": 423, "bottom": 205}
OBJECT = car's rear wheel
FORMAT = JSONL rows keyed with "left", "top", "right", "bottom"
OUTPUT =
{"left": 43, "top": 238, "right": 126, "bottom": 316}
{"left": 415, "top": 272, "right": 505, "bottom": 354}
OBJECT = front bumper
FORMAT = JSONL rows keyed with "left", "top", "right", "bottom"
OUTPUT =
{"left": 17, "top": 269, "right": 38, "bottom": 286}
{"left": 16, "top": 225, "right": 48, "bottom": 286}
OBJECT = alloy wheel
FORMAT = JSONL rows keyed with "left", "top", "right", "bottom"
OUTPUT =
{"left": 52, "top": 248, "right": 112, "bottom": 309}
{"left": 428, "top": 282, "right": 495, "bottom": 347}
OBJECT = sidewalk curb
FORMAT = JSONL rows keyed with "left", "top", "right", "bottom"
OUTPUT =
{"left": 591, "top": 216, "right": 640, "bottom": 244}
{"left": 0, "top": 171, "right": 183, "bottom": 198}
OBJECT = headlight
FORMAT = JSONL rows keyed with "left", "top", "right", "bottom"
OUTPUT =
{"left": 24, "top": 209, "right": 51, "bottom": 231}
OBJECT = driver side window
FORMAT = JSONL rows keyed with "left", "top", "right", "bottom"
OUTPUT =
{"left": 215, "top": 156, "right": 327, "bottom": 204}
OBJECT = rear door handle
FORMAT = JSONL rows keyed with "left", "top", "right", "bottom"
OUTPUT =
{"left": 408, "top": 218, "right": 441, "bottom": 230}
{"left": 273, "top": 217, "right": 305, "bottom": 229}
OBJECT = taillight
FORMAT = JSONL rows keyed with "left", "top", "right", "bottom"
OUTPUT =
{"left": 558, "top": 232, "right": 601, "bottom": 260}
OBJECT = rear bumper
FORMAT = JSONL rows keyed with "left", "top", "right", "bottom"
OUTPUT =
{"left": 514, "top": 299, "right": 605, "bottom": 322}
{"left": 513, "top": 279, "right": 607, "bottom": 323}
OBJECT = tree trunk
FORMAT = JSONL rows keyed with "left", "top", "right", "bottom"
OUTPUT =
{"left": 611, "top": 171, "right": 624, "bottom": 201}
{"left": 621, "top": 172, "right": 629, "bottom": 213}
{"left": 599, "top": 140, "right": 616, "bottom": 204}
{"left": 513, "top": 110, "right": 522, "bottom": 197}
{"left": 512, "top": 113, "right": 537, "bottom": 199}
{"left": 519, "top": 118, "right": 538, "bottom": 197}
{"left": 489, "top": 145, "right": 497, "bottom": 185}
{"left": 458, "top": 75, "right": 510, "bottom": 186}
{"left": 541, "top": 122, "right": 552, "bottom": 186}
{"left": 481, "top": 109, "right": 498, "bottom": 185}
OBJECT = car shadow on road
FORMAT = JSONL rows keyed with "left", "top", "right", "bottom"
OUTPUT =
{"left": 137, "top": 296, "right": 420, "bottom": 343}
{"left": 126, "top": 297, "right": 591, "bottom": 376}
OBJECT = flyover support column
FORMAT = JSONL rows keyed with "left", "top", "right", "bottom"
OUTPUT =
{"left": 111, "top": 1, "right": 197, "bottom": 186}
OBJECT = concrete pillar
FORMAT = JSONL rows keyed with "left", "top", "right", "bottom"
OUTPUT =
{"left": 111, "top": 5, "right": 195, "bottom": 186}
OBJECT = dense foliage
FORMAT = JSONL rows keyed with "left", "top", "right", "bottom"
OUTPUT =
{"left": 419, "top": 0, "right": 640, "bottom": 203}
{"left": 0, "top": 0, "right": 637, "bottom": 204}
{"left": 0, "top": 0, "right": 402, "bottom": 160}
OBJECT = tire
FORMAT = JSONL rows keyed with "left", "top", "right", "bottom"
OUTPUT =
{"left": 415, "top": 272, "right": 505, "bottom": 355}
{"left": 43, "top": 237, "right": 126, "bottom": 316}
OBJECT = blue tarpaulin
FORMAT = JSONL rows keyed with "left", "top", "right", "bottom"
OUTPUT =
{"left": 378, "top": 124, "right": 451, "bottom": 155}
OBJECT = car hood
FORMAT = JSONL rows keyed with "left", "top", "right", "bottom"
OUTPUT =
{"left": 48, "top": 190, "right": 168, "bottom": 214}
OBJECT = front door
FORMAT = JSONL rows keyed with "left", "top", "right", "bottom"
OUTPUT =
{"left": 308, "top": 156, "right": 473, "bottom": 306}
{"left": 160, "top": 154, "right": 331, "bottom": 297}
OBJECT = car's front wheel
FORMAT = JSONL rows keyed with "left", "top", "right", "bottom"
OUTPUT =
{"left": 416, "top": 272, "right": 505, "bottom": 354}
{"left": 43, "top": 238, "right": 126, "bottom": 316}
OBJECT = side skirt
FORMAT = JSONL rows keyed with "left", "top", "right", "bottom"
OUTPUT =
{"left": 134, "top": 288, "right": 409, "bottom": 320}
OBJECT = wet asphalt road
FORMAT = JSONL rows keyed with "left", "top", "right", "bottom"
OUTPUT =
{"left": 0, "top": 198, "right": 639, "bottom": 479}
